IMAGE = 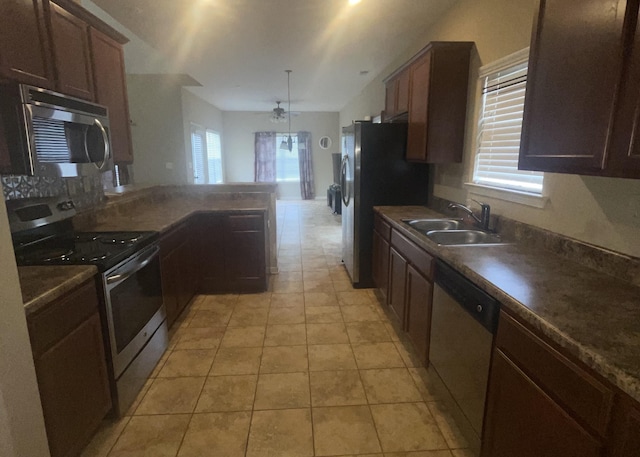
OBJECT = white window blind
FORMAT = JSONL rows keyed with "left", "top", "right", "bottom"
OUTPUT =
{"left": 473, "top": 57, "right": 543, "bottom": 194}
{"left": 206, "top": 130, "right": 223, "bottom": 184}
{"left": 191, "top": 128, "right": 206, "bottom": 185}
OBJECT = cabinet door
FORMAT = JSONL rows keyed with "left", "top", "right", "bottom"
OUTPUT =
{"left": 35, "top": 312, "right": 111, "bottom": 457}
{"left": 372, "top": 229, "right": 390, "bottom": 302}
{"left": 405, "top": 265, "right": 432, "bottom": 365}
{"left": 160, "top": 248, "right": 180, "bottom": 328}
{"left": 198, "top": 213, "right": 226, "bottom": 293}
{"left": 406, "top": 52, "right": 431, "bottom": 162}
{"left": 0, "top": 116, "right": 11, "bottom": 172}
{"left": 396, "top": 69, "right": 411, "bottom": 115}
{"left": 481, "top": 349, "right": 603, "bottom": 457}
{"left": 388, "top": 246, "right": 407, "bottom": 327}
{"left": 49, "top": 2, "right": 94, "bottom": 100}
{"left": 385, "top": 77, "right": 398, "bottom": 119}
{"left": 177, "top": 237, "right": 197, "bottom": 314}
{"left": 607, "top": 397, "right": 640, "bottom": 457}
{"left": 518, "top": 0, "right": 627, "bottom": 175}
{"left": 0, "top": 0, "right": 54, "bottom": 88}
{"left": 225, "top": 214, "right": 266, "bottom": 292}
{"left": 90, "top": 28, "right": 133, "bottom": 164}
{"left": 607, "top": 7, "right": 640, "bottom": 177}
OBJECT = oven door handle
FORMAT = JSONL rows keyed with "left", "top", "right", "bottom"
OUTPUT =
{"left": 106, "top": 245, "right": 159, "bottom": 286}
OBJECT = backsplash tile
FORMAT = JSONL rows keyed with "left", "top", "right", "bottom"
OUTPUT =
{"left": 1, "top": 174, "right": 104, "bottom": 211}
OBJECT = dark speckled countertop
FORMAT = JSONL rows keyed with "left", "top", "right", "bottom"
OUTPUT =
{"left": 376, "top": 205, "right": 640, "bottom": 403}
{"left": 18, "top": 265, "right": 98, "bottom": 316}
{"left": 74, "top": 196, "right": 268, "bottom": 232}
{"left": 17, "top": 193, "right": 270, "bottom": 317}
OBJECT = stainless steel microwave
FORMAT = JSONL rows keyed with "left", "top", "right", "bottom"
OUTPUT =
{"left": 0, "top": 84, "right": 111, "bottom": 177}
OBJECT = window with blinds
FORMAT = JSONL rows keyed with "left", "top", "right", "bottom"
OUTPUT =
{"left": 191, "top": 126, "right": 224, "bottom": 184}
{"left": 473, "top": 56, "right": 543, "bottom": 194}
{"left": 206, "top": 130, "right": 223, "bottom": 184}
{"left": 191, "top": 129, "right": 206, "bottom": 184}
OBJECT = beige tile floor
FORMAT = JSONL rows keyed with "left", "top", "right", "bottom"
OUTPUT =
{"left": 82, "top": 200, "right": 476, "bottom": 457}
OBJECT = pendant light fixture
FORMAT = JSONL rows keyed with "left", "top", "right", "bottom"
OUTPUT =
{"left": 280, "top": 70, "right": 293, "bottom": 151}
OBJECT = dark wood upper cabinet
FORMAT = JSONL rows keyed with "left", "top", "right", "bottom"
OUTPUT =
{"left": 90, "top": 28, "right": 133, "bottom": 163}
{"left": 519, "top": 0, "right": 640, "bottom": 178}
{"left": 384, "top": 68, "right": 411, "bottom": 120}
{"left": 607, "top": 7, "right": 640, "bottom": 177}
{"left": 0, "top": 116, "right": 11, "bottom": 172}
{"left": 0, "top": 0, "right": 54, "bottom": 88}
{"left": 49, "top": 1, "right": 94, "bottom": 100}
{"left": 385, "top": 42, "right": 473, "bottom": 163}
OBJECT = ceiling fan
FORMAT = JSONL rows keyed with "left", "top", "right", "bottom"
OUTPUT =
{"left": 270, "top": 101, "right": 287, "bottom": 123}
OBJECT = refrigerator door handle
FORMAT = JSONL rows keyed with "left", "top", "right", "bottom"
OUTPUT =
{"left": 340, "top": 156, "right": 351, "bottom": 206}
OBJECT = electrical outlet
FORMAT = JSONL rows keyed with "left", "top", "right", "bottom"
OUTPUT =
{"left": 165, "top": 162, "right": 174, "bottom": 170}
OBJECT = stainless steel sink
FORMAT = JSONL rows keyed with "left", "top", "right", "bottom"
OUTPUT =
{"left": 426, "top": 229, "right": 507, "bottom": 246}
{"left": 403, "top": 218, "right": 465, "bottom": 232}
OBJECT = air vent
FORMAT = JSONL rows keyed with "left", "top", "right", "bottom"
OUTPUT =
{"left": 32, "top": 117, "right": 71, "bottom": 162}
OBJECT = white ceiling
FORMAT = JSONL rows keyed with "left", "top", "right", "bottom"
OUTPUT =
{"left": 90, "top": 0, "right": 458, "bottom": 112}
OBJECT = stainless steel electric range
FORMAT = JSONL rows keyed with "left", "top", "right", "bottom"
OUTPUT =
{"left": 8, "top": 196, "right": 168, "bottom": 416}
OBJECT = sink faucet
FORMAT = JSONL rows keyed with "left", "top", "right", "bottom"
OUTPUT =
{"left": 448, "top": 200, "right": 491, "bottom": 231}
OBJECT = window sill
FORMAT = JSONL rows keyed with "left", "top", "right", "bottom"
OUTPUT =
{"left": 464, "top": 182, "right": 548, "bottom": 209}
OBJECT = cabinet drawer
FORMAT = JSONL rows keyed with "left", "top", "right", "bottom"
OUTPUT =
{"left": 497, "top": 311, "right": 613, "bottom": 436}
{"left": 227, "top": 214, "right": 263, "bottom": 231}
{"left": 28, "top": 279, "right": 100, "bottom": 357}
{"left": 390, "top": 229, "right": 433, "bottom": 280}
{"left": 374, "top": 214, "right": 391, "bottom": 241}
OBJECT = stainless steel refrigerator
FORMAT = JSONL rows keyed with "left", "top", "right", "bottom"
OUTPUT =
{"left": 340, "top": 121, "right": 429, "bottom": 288}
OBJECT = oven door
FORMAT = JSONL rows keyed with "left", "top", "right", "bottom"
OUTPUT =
{"left": 103, "top": 244, "right": 165, "bottom": 379}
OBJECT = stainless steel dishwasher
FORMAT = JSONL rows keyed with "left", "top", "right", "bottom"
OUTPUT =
{"left": 430, "top": 259, "right": 500, "bottom": 448}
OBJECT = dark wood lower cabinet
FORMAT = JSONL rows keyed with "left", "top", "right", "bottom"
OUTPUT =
{"left": 199, "top": 212, "right": 267, "bottom": 294}
{"left": 372, "top": 228, "right": 390, "bottom": 301}
{"left": 482, "top": 349, "right": 603, "bottom": 457}
{"left": 608, "top": 396, "right": 640, "bottom": 457}
{"left": 405, "top": 264, "right": 432, "bottom": 365}
{"left": 27, "top": 279, "right": 111, "bottom": 457}
{"left": 224, "top": 214, "right": 267, "bottom": 292}
{"left": 160, "top": 221, "right": 197, "bottom": 327}
{"left": 160, "top": 211, "right": 268, "bottom": 328}
{"left": 388, "top": 246, "right": 407, "bottom": 326}
{"left": 380, "top": 221, "right": 435, "bottom": 366}
{"left": 482, "top": 310, "right": 616, "bottom": 457}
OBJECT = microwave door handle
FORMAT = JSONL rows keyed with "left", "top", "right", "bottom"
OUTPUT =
{"left": 106, "top": 246, "right": 159, "bottom": 286}
{"left": 88, "top": 118, "right": 110, "bottom": 170}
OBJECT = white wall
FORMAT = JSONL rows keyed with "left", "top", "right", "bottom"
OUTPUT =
{"left": 339, "top": 0, "right": 640, "bottom": 258}
{"left": 181, "top": 89, "right": 224, "bottom": 184}
{"left": 127, "top": 75, "right": 189, "bottom": 185}
{"left": 0, "top": 202, "right": 50, "bottom": 457}
{"left": 222, "top": 111, "right": 340, "bottom": 199}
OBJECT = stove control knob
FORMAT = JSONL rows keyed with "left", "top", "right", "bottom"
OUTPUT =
{"left": 57, "top": 201, "right": 75, "bottom": 211}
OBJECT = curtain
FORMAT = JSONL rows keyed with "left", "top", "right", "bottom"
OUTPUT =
{"left": 297, "top": 131, "right": 315, "bottom": 200}
{"left": 254, "top": 132, "right": 277, "bottom": 182}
